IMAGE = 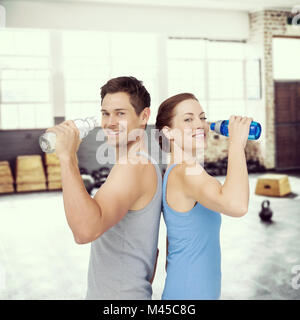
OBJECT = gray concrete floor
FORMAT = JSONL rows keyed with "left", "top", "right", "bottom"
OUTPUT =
{"left": 0, "top": 173, "right": 300, "bottom": 300}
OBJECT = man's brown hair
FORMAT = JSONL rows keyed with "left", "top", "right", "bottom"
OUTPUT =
{"left": 100, "top": 76, "right": 151, "bottom": 115}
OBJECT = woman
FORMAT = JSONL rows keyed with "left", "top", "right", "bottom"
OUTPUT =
{"left": 155, "top": 93, "right": 252, "bottom": 300}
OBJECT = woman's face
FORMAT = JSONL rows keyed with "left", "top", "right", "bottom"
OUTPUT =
{"left": 168, "top": 99, "right": 210, "bottom": 153}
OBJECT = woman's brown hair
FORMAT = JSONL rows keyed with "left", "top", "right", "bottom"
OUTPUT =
{"left": 155, "top": 93, "right": 198, "bottom": 151}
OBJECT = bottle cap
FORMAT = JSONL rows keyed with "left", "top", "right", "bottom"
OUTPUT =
{"left": 210, "top": 123, "right": 215, "bottom": 131}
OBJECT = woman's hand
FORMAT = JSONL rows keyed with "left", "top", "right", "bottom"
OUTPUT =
{"left": 45, "top": 120, "right": 82, "bottom": 161}
{"left": 228, "top": 115, "right": 253, "bottom": 149}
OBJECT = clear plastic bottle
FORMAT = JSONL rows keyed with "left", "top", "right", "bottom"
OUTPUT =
{"left": 39, "top": 116, "right": 99, "bottom": 153}
{"left": 210, "top": 120, "right": 261, "bottom": 140}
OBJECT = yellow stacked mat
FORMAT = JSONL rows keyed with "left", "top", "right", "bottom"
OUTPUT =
{"left": 16, "top": 155, "right": 46, "bottom": 192}
{"left": 0, "top": 161, "right": 14, "bottom": 194}
{"left": 255, "top": 174, "right": 291, "bottom": 197}
{"left": 45, "top": 153, "right": 62, "bottom": 190}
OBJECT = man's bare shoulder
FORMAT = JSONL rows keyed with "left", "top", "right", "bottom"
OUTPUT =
{"left": 107, "top": 154, "right": 153, "bottom": 185}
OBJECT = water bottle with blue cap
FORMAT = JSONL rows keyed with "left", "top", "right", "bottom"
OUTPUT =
{"left": 210, "top": 120, "right": 261, "bottom": 140}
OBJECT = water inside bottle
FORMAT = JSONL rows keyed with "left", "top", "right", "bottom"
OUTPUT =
{"left": 39, "top": 132, "right": 56, "bottom": 153}
{"left": 39, "top": 135, "right": 53, "bottom": 153}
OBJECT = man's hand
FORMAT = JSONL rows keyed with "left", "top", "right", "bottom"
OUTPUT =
{"left": 46, "top": 120, "right": 82, "bottom": 160}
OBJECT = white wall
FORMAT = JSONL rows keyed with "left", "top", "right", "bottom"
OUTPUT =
{"left": 0, "top": 0, "right": 249, "bottom": 40}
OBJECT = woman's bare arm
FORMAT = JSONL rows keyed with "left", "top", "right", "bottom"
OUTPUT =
{"left": 182, "top": 116, "right": 252, "bottom": 218}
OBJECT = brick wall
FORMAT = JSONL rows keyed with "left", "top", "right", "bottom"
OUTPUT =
{"left": 204, "top": 131, "right": 263, "bottom": 164}
{"left": 249, "top": 10, "right": 300, "bottom": 169}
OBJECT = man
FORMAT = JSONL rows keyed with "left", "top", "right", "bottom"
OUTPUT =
{"left": 46, "top": 76, "right": 162, "bottom": 299}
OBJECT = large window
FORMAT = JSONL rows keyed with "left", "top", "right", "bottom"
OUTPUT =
{"left": 0, "top": 29, "right": 53, "bottom": 129}
{"left": 0, "top": 30, "right": 261, "bottom": 129}
{"left": 167, "top": 38, "right": 261, "bottom": 121}
{"left": 0, "top": 29, "right": 160, "bottom": 129}
{"left": 62, "top": 31, "right": 159, "bottom": 124}
{"left": 62, "top": 31, "right": 111, "bottom": 120}
{"left": 168, "top": 39, "right": 206, "bottom": 103}
{"left": 110, "top": 32, "right": 159, "bottom": 124}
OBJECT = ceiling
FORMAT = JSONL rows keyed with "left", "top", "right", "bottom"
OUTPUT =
{"left": 15, "top": 0, "right": 300, "bottom": 12}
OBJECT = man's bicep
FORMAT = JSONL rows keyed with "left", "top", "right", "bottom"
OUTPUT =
{"left": 93, "top": 166, "right": 140, "bottom": 234}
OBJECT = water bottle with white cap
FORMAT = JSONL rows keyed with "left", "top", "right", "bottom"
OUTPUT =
{"left": 39, "top": 116, "right": 99, "bottom": 153}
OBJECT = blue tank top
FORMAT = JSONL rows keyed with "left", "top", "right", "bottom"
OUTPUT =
{"left": 162, "top": 163, "right": 222, "bottom": 300}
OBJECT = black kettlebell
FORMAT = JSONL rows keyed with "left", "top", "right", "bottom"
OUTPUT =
{"left": 259, "top": 200, "right": 273, "bottom": 222}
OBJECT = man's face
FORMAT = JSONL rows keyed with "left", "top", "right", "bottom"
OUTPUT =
{"left": 101, "top": 92, "right": 148, "bottom": 147}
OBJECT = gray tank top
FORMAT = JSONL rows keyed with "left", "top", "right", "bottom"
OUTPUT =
{"left": 85, "top": 151, "right": 162, "bottom": 300}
